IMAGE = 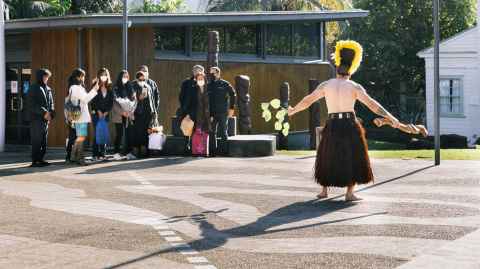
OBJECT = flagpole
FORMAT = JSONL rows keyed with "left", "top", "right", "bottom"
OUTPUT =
{"left": 433, "top": 0, "right": 440, "bottom": 165}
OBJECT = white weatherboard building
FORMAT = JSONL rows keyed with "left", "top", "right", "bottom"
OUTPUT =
{"left": 417, "top": 2, "right": 480, "bottom": 146}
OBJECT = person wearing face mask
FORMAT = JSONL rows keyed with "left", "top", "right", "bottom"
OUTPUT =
{"left": 68, "top": 68, "right": 99, "bottom": 165}
{"left": 111, "top": 70, "right": 135, "bottom": 160}
{"left": 177, "top": 65, "right": 206, "bottom": 154}
{"left": 129, "top": 71, "right": 155, "bottom": 159}
{"left": 28, "top": 68, "right": 55, "bottom": 167}
{"left": 90, "top": 68, "right": 114, "bottom": 160}
{"left": 178, "top": 65, "right": 205, "bottom": 123}
{"left": 207, "top": 67, "right": 236, "bottom": 156}
{"left": 179, "top": 67, "right": 210, "bottom": 156}
{"left": 138, "top": 65, "right": 159, "bottom": 116}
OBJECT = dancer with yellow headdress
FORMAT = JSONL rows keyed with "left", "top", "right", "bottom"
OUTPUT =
{"left": 288, "top": 40, "right": 400, "bottom": 201}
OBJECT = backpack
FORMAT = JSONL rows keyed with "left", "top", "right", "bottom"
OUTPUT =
{"left": 64, "top": 89, "right": 81, "bottom": 123}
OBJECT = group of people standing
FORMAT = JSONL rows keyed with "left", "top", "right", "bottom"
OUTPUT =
{"left": 27, "top": 63, "right": 236, "bottom": 167}
{"left": 178, "top": 65, "right": 236, "bottom": 156}
{"left": 65, "top": 65, "right": 160, "bottom": 166}
{"left": 28, "top": 65, "right": 159, "bottom": 167}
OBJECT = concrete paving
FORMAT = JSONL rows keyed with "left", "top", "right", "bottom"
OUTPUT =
{"left": 0, "top": 150, "right": 479, "bottom": 269}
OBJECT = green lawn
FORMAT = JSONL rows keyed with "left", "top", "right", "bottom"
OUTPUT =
{"left": 278, "top": 143, "right": 480, "bottom": 160}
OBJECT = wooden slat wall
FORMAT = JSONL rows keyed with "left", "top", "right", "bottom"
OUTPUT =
{"left": 30, "top": 26, "right": 331, "bottom": 146}
{"left": 86, "top": 27, "right": 332, "bottom": 135}
{"left": 31, "top": 30, "right": 78, "bottom": 147}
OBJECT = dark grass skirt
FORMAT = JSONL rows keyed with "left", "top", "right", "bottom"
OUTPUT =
{"left": 314, "top": 116, "right": 374, "bottom": 187}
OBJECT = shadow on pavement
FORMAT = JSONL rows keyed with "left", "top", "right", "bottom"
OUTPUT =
{"left": 105, "top": 164, "right": 434, "bottom": 268}
{"left": 79, "top": 157, "right": 197, "bottom": 175}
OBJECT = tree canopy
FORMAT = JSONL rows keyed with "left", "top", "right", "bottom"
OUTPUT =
{"left": 342, "top": 0, "right": 476, "bottom": 122}
{"left": 6, "top": 0, "right": 184, "bottom": 19}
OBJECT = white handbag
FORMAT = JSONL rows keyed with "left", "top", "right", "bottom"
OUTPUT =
{"left": 148, "top": 126, "right": 166, "bottom": 150}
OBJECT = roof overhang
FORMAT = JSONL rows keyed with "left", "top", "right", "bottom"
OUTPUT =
{"left": 417, "top": 27, "right": 477, "bottom": 57}
{"left": 5, "top": 10, "right": 368, "bottom": 32}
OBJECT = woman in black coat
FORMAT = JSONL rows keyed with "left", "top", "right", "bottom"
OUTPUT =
{"left": 90, "top": 68, "right": 114, "bottom": 160}
{"left": 128, "top": 71, "right": 156, "bottom": 158}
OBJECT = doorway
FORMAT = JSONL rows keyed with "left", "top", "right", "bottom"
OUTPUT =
{"left": 6, "top": 63, "right": 31, "bottom": 145}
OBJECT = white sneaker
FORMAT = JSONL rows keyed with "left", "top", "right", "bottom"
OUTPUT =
{"left": 126, "top": 153, "right": 137, "bottom": 160}
{"left": 113, "top": 153, "right": 123, "bottom": 160}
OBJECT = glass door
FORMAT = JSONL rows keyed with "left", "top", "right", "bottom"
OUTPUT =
{"left": 6, "top": 63, "right": 31, "bottom": 145}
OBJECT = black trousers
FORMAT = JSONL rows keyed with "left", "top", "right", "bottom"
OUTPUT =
{"left": 210, "top": 114, "right": 228, "bottom": 155}
{"left": 30, "top": 120, "right": 48, "bottom": 163}
{"left": 66, "top": 125, "right": 77, "bottom": 160}
{"left": 114, "top": 122, "right": 126, "bottom": 154}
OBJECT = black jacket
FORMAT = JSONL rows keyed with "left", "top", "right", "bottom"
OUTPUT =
{"left": 91, "top": 90, "right": 114, "bottom": 114}
{"left": 28, "top": 83, "right": 55, "bottom": 122}
{"left": 178, "top": 77, "right": 198, "bottom": 120}
{"left": 178, "top": 77, "right": 210, "bottom": 130}
{"left": 208, "top": 79, "right": 236, "bottom": 115}
{"left": 147, "top": 78, "right": 160, "bottom": 113}
{"left": 132, "top": 80, "right": 155, "bottom": 118}
{"left": 113, "top": 82, "right": 135, "bottom": 100}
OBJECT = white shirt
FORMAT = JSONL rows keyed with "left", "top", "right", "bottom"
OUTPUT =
{"left": 69, "top": 85, "right": 97, "bottom": 123}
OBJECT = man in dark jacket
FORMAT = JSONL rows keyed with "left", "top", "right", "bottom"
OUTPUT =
{"left": 208, "top": 67, "right": 236, "bottom": 155}
{"left": 28, "top": 69, "right": 55, "bottom": 167}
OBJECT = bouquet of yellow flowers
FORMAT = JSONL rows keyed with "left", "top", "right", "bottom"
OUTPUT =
{"left": 261, "top": 99, "right": 290, "bottom": 136}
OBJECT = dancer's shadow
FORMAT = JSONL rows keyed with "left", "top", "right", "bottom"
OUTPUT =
{"left": 185, "top": 199, "right": 386, "bottom": 251}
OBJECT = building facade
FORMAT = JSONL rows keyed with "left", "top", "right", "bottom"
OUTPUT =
{"left": 418, "top": 27, "right": 480, "bottom": 146}
{"left": 4, "top": 11, "right": 367, "bottom": 147}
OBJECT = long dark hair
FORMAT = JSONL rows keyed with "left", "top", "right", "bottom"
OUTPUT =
{"left": 68, "top": 68, "right": 86, "bottom": 89}
{"left": 96, "top": 67, "right": 112, "bottom": 90}
{"left": 114, "top": 70, "right": 130, "bottom": 99}
{"left": 336, "top": 48, "right": 355, "bottom": 76}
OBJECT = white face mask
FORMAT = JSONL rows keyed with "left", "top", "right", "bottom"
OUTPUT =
{"left": 100, "top": 76, "right": 108, "bottom": 82}
{"left": 138, "top": 81, "right": 146, "bottom": 87}
{"left": 197, "top": 79, "right": 205, "bottom": 87}
{"left": 122, "top": 78, "right": 128, "bottom": 84}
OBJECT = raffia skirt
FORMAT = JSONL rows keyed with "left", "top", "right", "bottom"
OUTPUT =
{"left": 314, "top": 113, "right": 374, "bottom": 187}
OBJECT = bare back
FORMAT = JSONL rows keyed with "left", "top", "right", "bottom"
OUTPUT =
{"left": 313, "top": 78, "right": 378, "bottom": 114}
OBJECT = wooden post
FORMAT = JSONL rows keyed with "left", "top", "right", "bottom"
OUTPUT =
{"left": 279, "top": 82, "right": 290, "bottom": 149}
{"left": 235, "top": 75, "right": 252, "bottom": 134}
{"left": 309, "top": 80, "right": 320, "bottom": 149}
{"left": 207, "top": 30, "right": 219, "bottom": 82}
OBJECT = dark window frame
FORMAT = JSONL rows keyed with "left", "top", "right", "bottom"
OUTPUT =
{"left": 154, "top": 22, "right": 328, "bottom": 62}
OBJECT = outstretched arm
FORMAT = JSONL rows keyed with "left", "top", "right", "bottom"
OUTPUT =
{"left": 355, "top": 83, "right": 400, "bottom": 127}
{"left": 288, "top": 81, "right": 327, "bottom": 116}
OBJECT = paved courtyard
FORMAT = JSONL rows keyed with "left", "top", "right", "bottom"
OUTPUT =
{"left": 0, "top": 151, "right": 479, "bottom": 269}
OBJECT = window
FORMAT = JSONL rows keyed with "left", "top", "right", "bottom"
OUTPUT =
{"left": 440, "top": 78, "right": 463, "bottom": 116}
{"left": 154, "top": 27, "right": 185, "bottom": 53}
{"left": 267, "top": 24, "right": 292, "bottom": 56}
{"left": 192, "top": 26, "right": 225, "bottom": 53}
{"left": 154, "top": 23, "right": 325, "bottom": 61}
{"left": 293, "top": 23, "right": 319, "bottom": 57}
{"left": 225, "top": 25, "right": 258, "bottom": 55}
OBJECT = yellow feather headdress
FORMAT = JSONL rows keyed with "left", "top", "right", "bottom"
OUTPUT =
{"left": 332, "top": 40, "right": 363, "bottom": 75}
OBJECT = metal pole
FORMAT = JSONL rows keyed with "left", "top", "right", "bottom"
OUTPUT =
{"left": 122, "top": 0, "right": 128, "bottom": 70}
{"left": 433, "top": 0, "right": 440, "bottom": 165}
{"left": 0, "top": 0, "right": 6, "bottom": 152}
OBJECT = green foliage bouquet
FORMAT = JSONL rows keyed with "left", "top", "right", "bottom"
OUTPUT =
{"left": 261, "top": 99, "right": 290, "bottom": 136}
